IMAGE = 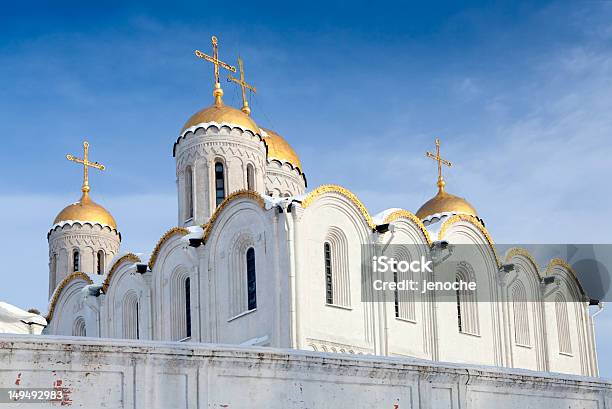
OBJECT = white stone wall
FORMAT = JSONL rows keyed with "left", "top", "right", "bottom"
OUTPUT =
{"left": 174, "top": 125, "right": 267, "bottom": 226}
{"left": 44, "top": 277, "right": 89, "bottom": 336}
{"left": 101, "top": 264, "right": 152, "bottom": 340}
{"left": 265, "top": 160, "right": 306, "bottom": 197}
{"left": 46, "top": 193, "right": 599, "bottom": 379}
{"left": 0, "top": 335, "right": 609, "bottom": 409}
{"left": 197, "top": 199, "right": 289, "bottom": 347}
{"left": 47, "top": 223, "right": 120, "bottom": 297}
{"left": 295, "top": 194, "right": 377, "bottom": 354}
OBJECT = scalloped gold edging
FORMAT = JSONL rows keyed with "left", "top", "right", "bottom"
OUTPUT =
{"left": 383, "top": 209, "right": 432, "bottom": 245}
{"left": 202, "top": 189, "right": 266, "bottom": 244}
{"left": 505, "top": 247, "right": 541, "bottom": 272}
{"left": 438, "top": 214, "right": 500, "bottom": 267}
{"left": 46, "top": 272, "right": 93, "bottom": 322}
{"left": 102, "top": 253, "right": 142, "bottom": 292}
{"left": 148, "top": 227, "right": 190, "bottom": 270}
{"left": 545, "top": 258, "right": 578, "bottom": 278}
{"left": 301, "top": 184, "right": 376, "bottom": 229}
{"left": 545, "top": 258, "right": 587, "bottom": 295}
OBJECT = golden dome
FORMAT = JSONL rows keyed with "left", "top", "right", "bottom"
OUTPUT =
{"left": 261, "top": 128, "right": 302, "bottom": 169}
{"left": 53, "top": 192, "right": 117, "bottom": 229}
{"left": 415, "top": 187, "right": 477, "bottom": 220}
{"left": 181, "top": 102, "right": 260, "bottom": 134}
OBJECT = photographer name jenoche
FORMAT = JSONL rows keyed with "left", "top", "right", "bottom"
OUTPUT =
{"left": 372, "top": 278, "right": 476, "bottom": 294}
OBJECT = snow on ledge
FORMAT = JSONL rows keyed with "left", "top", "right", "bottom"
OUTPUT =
{"left": 49, "top": 219, "right": 117, "bottom": 232}
{"left": 180, "top": 121, "right": 259, "bottom": 138}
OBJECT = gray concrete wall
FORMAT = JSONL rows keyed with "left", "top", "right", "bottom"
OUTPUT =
{"left": 0, "top": 335, "right": 610, "bottom": 409}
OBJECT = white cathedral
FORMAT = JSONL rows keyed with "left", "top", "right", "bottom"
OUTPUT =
{"left": 42, "top": 36, "right": 599, "bottom": 379}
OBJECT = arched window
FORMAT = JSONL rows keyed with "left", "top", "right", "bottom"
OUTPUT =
{"left": 50, "top": 253, "right": 57, "bottom": 280}
{"left": 324, "top": 242, "right": 333, "bottom": 304}
{"left": 246, "top": 164, "right": 255, "bottom": 190}
{"left": 246, "top": 248, "right": 257, "bottom": 311}
{"left": 393, "top": 248, "right": 416, "bottom": 322}
{"left": 455, "top": 263, "right": 479, "bottom": 335}
{"left": 185, "top": 277, "right": 192, "bottom": 338}
{"left": 72, "top": 317, "right": 86, "bottom": 336}
{"left": 511, "top": 282, "right": 530, "bottom": 346}
{"left": 555, "top": 294, "right": 572, "bottom": 354}
{"left": 170, "top": 271, "right": 191, "bottom": 341}
{"left": 51, "top": 253, "right": 57, "bottom": 274}
{"left": 96, "top": 250, "right": 105, "bottom": 275}
{"left": 122, "top": 292, "right": 139, "bottom": 339}
{"left": 455, "top": 282, "right": 463, "bottom": 332}
{"left": 73, "top": 250, "right": 80, "bottom": 272}
{"left": 136, "top": 302, "right": 140, "bottom": 339}
{"left": 323, "top": 228, "right": 350, "bottom": 308}
{"left": 185, "top": 165, "right": 194, "bottom": 220}
{"left": 215, "top": 162, "right": 225, "bottom": 207}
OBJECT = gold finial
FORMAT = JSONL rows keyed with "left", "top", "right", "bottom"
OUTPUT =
{"left": 227, "top": 57, "right": 257, "bottom": 115}
{"left": 66, "top": 141, "right": 105, "bottom": 195}
{"left": 194, "top": 35, "right": 237, "bottom": 106}
{"left": 425, "top": 138, "right": 452, "bottom": 193}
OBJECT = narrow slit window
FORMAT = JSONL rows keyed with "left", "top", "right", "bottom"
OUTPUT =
{"left": 51, "top": 253, "right": 57, "bottom": 276}
{"left": 185, "top": 277, "right": 191, "bottom": 338}
{"left": 73, "top": 250, "right": 80, "bottom": 272}
{"left": 324, "top": 242, "right": 333, "bottom": 304}
{"left": 96, "top": 250, "right": 104, "bottom": 275}
{"left": 135, "top": 301, "right": 140, "bottom": 340}
{"left": 246, "top": 164, "right": 255, "bottom": 190}
{"left": 246, "top": 248, "right": 257, "bottom": 310}
{"left": 215, "top": 162, "right": 225, "bottom": 207}
{"left": 394, "top": 269, "right": 400, "bottom": 318}
{"left": 456, "top": 282, "right": 463, "bottom": 332}
{"left": 185, "top": 166, "right": 194, "bottom": 219}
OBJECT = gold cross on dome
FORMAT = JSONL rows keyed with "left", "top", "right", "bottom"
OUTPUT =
{"left": 426, "top": 138, "right": 452, "bottom": 192}
{"left": 66, "top": 141, "right": 105, "bottom": 193}
{"left": 194, "top": 36, "right": 236, "bottom": 105}
{"left": 228, "top": 57, "right": 257, "bottom": 115}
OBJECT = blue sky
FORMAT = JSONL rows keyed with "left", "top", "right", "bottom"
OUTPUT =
{"left": 1, "top": 1, "right": 611, "bottom": 376}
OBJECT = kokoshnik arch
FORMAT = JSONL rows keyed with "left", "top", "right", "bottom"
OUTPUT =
{"left": 44, "top": 36, "right": 599, "bottom": 377}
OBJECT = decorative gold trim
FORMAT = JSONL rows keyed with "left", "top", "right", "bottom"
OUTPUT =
{"left": 505, "top": 247, "right": 541, "bottom": 272}
{"left": 301, "top": 184, "right": 376, "bottom": 229}
{"left": 46, "top": 272, "right": 93, "bottom": 322}
{"left": 102, "top": 253, "right": 142, "bottom": 292}
{"left": 544, "top": 258, "right": 588, "bottom": 296}
{"left": 382, "top": 209, "right": 432, "bottom": 245}
{"left": 438, "top": 214, "right": 500, "bottom": 266}
{"left": 202, "top": 189, "right": 266, "bottom": 244}
{"left": 545, "top": 258, "right": 578, "bottom": 278}
{"left": 148, "top": 227, "right": 190, "bottom": 270}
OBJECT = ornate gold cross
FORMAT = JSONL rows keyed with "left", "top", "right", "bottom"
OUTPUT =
{"left": 194, "top": 36, "right": 236, "bottom": 105}
{"left": 426, "top": 138, "right": 452, "bottom": 191}
{"left": 66, "top": 141, "right": 105, "bottom": 193}
{"left": 228, "top": 57, "right": 257, "bottom": 115}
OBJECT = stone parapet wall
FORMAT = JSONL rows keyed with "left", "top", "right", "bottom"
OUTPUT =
{"left": 0, "top": 335, "right": 610, "bottom": 409}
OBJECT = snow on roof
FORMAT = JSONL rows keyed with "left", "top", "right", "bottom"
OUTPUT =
{"left": 88, "top": 273, "right": 106, "bottom": 286}
{"left": 372, "top": 208, "right": 403, "bottom": 225}
{"left": 262, "top": 194, "right": 303, "bottom": 210}
{"left": 0, "top": 301, "right": 47, "bottom": 334}
{"left": 185, "top": 225, "right": 204, "bottom": 239}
